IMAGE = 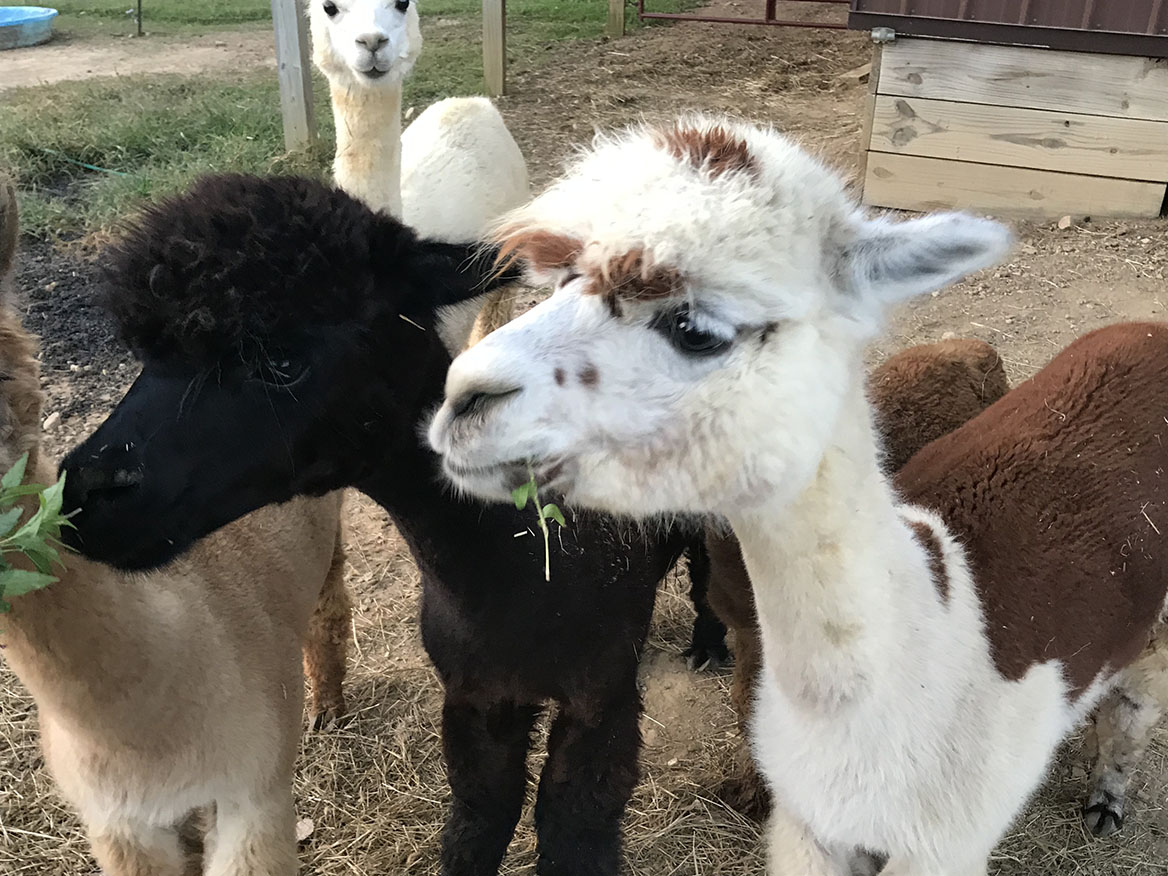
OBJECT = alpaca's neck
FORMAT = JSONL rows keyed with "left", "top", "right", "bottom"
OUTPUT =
{"left": 0, "top": 456, "right": 151, "bottom": 722}
{"left": 329, "top": 80, "right": 403, "bottom": 218}
{"left": 727, "top": 378, "right": 928, "bottom": 710}
{"left": 353, "top": 336, "right": 570, "bottom": 594}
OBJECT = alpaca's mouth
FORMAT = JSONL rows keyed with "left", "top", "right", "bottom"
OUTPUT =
{"left": 361, "top": 66, "right": 389, "bottom": 79}
{"left": 442, "top": 456, "right": 574, "bottom": 502}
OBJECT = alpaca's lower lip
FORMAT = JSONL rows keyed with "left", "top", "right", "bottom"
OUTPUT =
{"left": 362, "top": 67, "right": 388, "bottom": 79}
{"left": 443, "top": 456, "right": 573, "bottom": 497}
{"left": 444, "top": 457, "right": 526, "bottom": 481}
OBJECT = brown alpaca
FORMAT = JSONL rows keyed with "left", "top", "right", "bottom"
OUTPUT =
{"left": 709, "top": 338, "right": 1010, "bottom": 817}
{"left": 0, "top": 177, "right": 350, "bottom": 875}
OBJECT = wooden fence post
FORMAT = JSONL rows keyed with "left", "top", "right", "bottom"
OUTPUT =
{"left": 607, "top": 0, "right": 625, "bottom": 37}
{"left": 271, "top": 0, "right": 316, "bottom": 151}
{"left": 483, "top": 0, "right": 506, "bottom": 97}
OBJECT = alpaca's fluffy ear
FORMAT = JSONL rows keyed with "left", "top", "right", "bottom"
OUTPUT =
{"left": 403, "top": 240, "right": 521, "bottom": 315}
{"left": 843, "top": 212, "right": 1013, "bottom": 306}
{"left": 0, "top": 176, "right": 18, "bottom": 288}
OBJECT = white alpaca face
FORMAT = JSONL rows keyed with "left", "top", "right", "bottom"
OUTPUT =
{"left": 309, "top": 0, "right": 422, "bottom": 86}
{"left": 428, "top": 118, "right": 1012, "bottom": 517}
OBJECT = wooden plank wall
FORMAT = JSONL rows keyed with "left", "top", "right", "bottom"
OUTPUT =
{"left": 860, "top": 39, "right": 1168, "bottom": 218}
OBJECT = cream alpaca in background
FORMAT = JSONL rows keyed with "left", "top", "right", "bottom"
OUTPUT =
{"left": 307, "top": 0, "right": 530, "bottom": 349}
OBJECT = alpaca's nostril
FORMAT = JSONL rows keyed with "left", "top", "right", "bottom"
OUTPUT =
{"left": 449, "top": 386, "right": 521, "bottom": 420}
{"left": 71, "top": 467, "right": 143, "bottom": 507}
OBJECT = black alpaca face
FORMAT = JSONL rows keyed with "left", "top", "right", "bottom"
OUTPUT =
{"left": 59, "top": 173, "right": 504, "bottom": 570}
{"left": 61, "top": 325, "right": 386, "bottom": 568}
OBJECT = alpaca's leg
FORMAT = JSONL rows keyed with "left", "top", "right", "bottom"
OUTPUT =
{"left": 533, "top": 687, "right": 641, "bottom": 876}
{"left": 178, "top": 807, "right": 213, "bottom": 876}
{"left": 1083, "top": 634, "right": 1168, "bottom": 837}
{"left": 764, "top": 804, "right": 848, "bottom": 876}
{"left": 718, "top": 625, "right": 771, "bottom": 819}
{"left": 440, "top": 696, "right": 540, "bottom": 876}
{"left": 87, "top": 820, "right": 186, "bottom": 876}
{"left": 304, "top": 528, "right": 351, "bottom": 729}
{"left": 683, "top": 540, "right": 731, "bottom": 671}
{"left": 203, "top": 788, "right": 297, "bottom": 876}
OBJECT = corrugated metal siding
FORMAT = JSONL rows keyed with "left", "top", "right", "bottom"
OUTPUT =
{"left": 850, "top": 0, "right": 1168, "bottom": 57}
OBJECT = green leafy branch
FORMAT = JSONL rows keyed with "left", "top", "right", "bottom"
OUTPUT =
{"left": 511, "top": 467, "right": 566, "bottom": 582}
{"left": 0, "top": 454, "right": 73, "bottom": 614}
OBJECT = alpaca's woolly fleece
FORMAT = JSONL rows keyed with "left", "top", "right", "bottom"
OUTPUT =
{"left": 103, "top": 174, "right": 441, "bottom": 364}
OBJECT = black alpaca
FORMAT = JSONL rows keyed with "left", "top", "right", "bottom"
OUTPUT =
{"left": 60, "top": 174, "right": 724, "bottom": 876}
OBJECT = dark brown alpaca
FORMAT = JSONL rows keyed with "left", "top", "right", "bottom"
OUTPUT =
{"left": 709, "top": 338, "right": 1011, "bottom": 817}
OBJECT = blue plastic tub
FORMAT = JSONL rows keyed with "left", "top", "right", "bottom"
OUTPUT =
{"left": 0, "top": 7, "right": 58, "bottom": 50}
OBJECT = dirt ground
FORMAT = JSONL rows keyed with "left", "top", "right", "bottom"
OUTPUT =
{"left": 2, "top": 1, "right": 1168, "bottom": 874}
{"left": 0, "top": 28, "right": 276, "bottom": 92}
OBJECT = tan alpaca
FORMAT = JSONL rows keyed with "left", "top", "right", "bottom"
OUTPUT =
{"left": 0, "top": 177, "right": 349, "bottom": 876}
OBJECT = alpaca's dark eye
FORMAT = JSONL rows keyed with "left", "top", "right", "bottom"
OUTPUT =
{"left": 394, "top": 0, "right": 410, "bottom": 10}
{"left": 653, "top": 305, "right": 731, "bottom": 357}
{"left": 323, "top": 0, "right": 339, "bottom": 16}
{"left": 256, "top": 357, "right": 310, "bottom": 390}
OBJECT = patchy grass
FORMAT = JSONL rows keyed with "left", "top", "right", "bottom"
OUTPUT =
{"left": 47, "top": 0, "right": 273, "bottom": 38}
{"left": 0, "top": 0, "right": 663, "bottom": 238}
{"left": 0, "top": 74, "right": 334, "bottom": 238}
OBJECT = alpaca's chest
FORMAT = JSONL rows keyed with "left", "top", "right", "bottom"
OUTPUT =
{"left": 750, "top": 649, "right": 1085, "bottom": 863}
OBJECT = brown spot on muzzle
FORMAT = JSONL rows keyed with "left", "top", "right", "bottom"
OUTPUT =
{"left": 652, "top": 121, "right": 758, "bottom": 180}
{"left": 579, "top": 365, "right": 599, "bottom": 388}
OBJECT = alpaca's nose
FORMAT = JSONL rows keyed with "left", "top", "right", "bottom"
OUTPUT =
{"left": 355, "top": 32, "right": 389, "bottom": 52}
{"left": 62, "top": 448, "right": 144, "bottom": 511}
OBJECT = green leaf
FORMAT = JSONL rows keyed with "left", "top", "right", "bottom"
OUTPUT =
{"left": 542, "top": 503, "right": 566, "bottom": 528}
{"left": 0, "top": 453, "right": 28, "bottom": 492}
{"left": 38, "top": 474, "right": 66, "bottom": 521}
{"left": 0, "top": 484, "right": 53, "bottom": 501}
{"left": 0, "top": 567, "right": 57, "bottom": 599}
{"left": 511, "top": 479, "right": 535, "bottom": 511}
{"left": 0, "top": 506, "right": 23, "bottom": 540}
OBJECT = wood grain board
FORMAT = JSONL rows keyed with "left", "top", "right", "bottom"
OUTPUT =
{"left": 879, "top": 39, "right": 1168, "bottom": 123}
{"left": 869, "top": 95, "right": 1168, "bottom": 181}
{"left": 863, "top": 153, "right": 1166, "bottom": 218}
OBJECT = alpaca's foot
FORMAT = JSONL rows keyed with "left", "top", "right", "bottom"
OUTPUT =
{"left": 309, "top": 700, "right": 348, "bottom": 731}
{"left": 716, "top": 769, "right": 771, "bottom": 821}
{"left": 1083, "top": 789, "right": 1125, "bottom": 837}
{"left": 684, "top": 637, "right": 732, "bottom": 672}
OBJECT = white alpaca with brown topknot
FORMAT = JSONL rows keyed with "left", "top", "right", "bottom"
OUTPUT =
{"left": 430, "top": 116, "right": 1168, "bottom": 875}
